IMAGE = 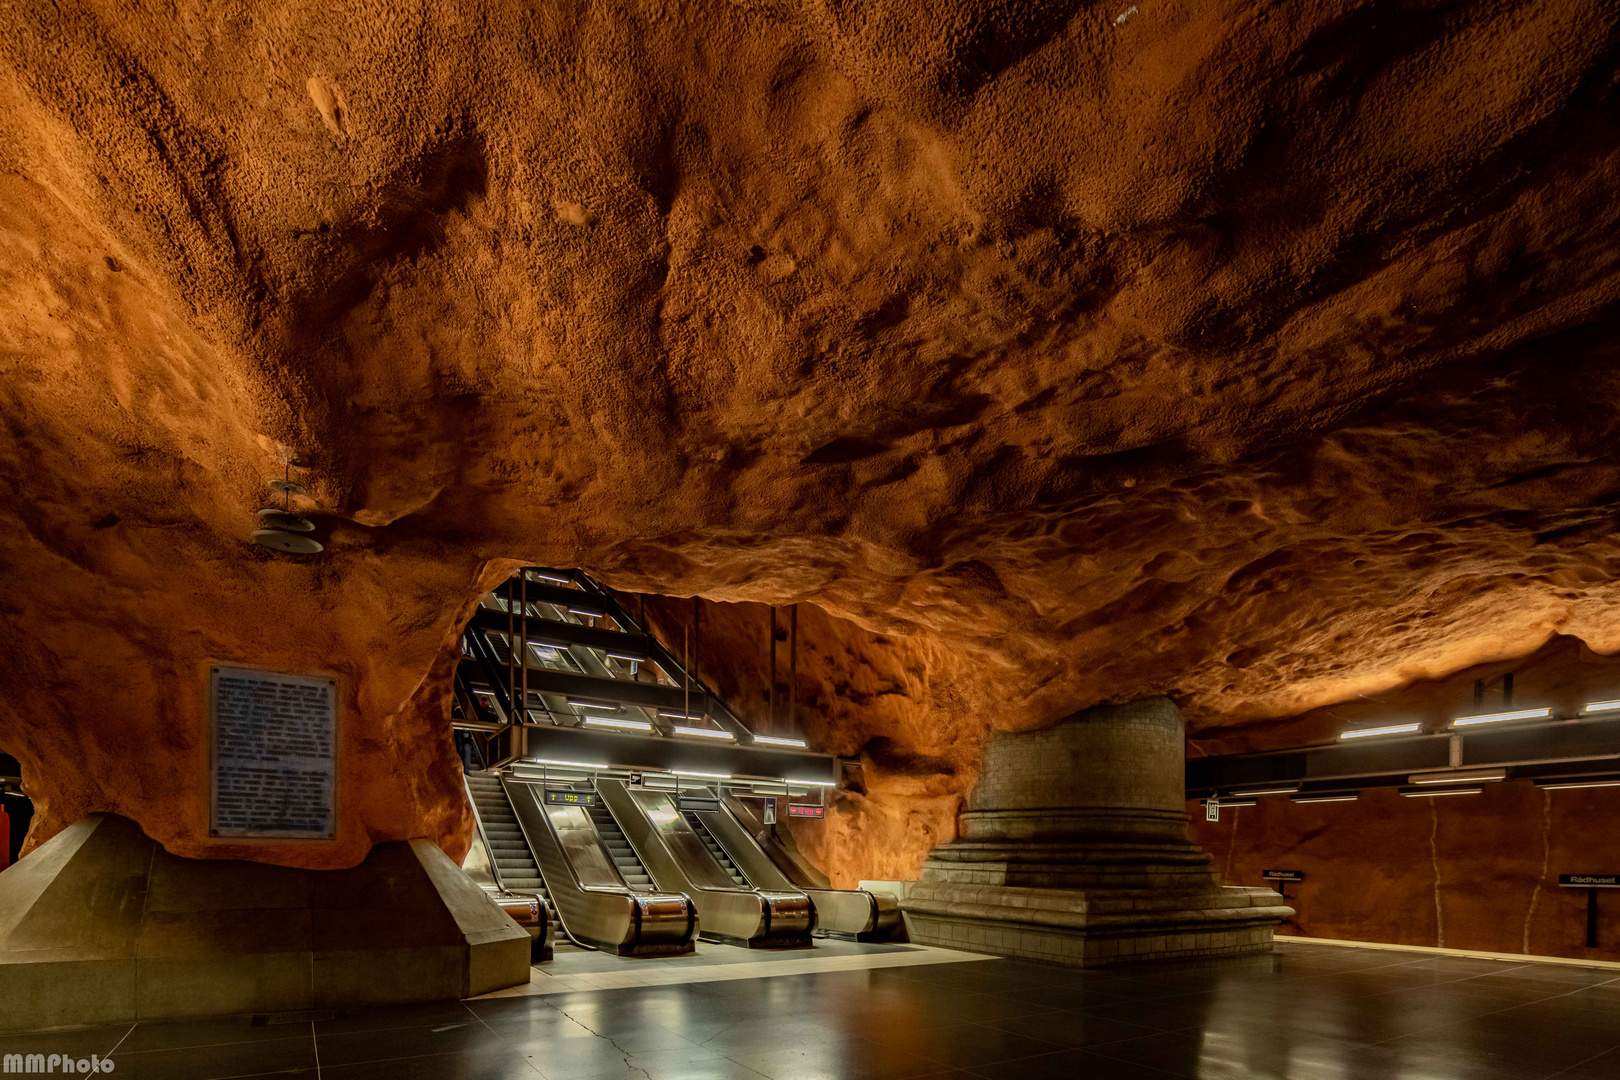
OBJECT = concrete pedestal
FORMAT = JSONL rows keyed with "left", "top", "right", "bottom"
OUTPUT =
{"left": 0, "top": 815, "right": 531, "bottom": 1033}
{"left": 901, "top": 697, "right": 1292, "bottom": 965}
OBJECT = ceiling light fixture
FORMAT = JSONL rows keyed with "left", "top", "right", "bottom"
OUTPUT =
{"left": 1202, "top": 797, "right": 1258, "bottom": 808}
{"left": 584, "top": 717, "right": 652, "bottom": 732}
{"left": 790, "top": 778, "right": 837, "bottom": 787}
{"left": 672, "top": 726, "right": 733, "bottom": 740}
{"left": 753, "top": 735, "right": 808, "bottom": 748}
{"left": 1401, "top": 786, "right": 1483, "bottom": 797}
{"left": 1339, "top": 722, "right": 1423, "bottom": 740}
{"left": 672, "top": 769, "right": 732, "bottom": 780}
{"left": 568, "top": 700, "right": 621, "bottom": 712}
{"left": 1534, "top": 775, "right": 1620, "bottom": 791}
{"left": 1582, "top": 700, "right": 1620, "bottom": 715}
{"left": 525, "top": 757, "right": 610, "bottom": 771}
{"left": 1409, "top": 769, "right": 1507, "bottom": 785}
{"left": 1290, "top": 792, "right": 1360, "bottom": 804}
{"left": 1451, "top": 707, "right": 1551, "bottom": 728}
{"left": 1234, "top": 785, "right": 1301, "bottom": 797}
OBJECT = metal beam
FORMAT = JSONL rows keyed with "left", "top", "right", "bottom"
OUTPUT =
{"left": 519, "top": 725, "right": 837, "bottom": 784}
{"left": 1187, "top": 715, "right": 1620, "bottom": 795}
{"left": 469, "top": 607, "right": 655, "bottom": 660}
{"left": 471, "top": 664, "right": 706, "bottom": 714}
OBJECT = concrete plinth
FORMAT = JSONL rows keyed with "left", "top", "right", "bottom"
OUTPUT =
{"left": 0, "top": 815, "right": 531, "bottom": 1033}
{"left": 901, "top": 697, "right": 1292, "bottom": 966}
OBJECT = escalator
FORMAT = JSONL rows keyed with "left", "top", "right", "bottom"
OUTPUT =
{"left": 595, "top": 778, "right": 813, "bottom": 948}
{"left": 464, "top": 772, "right": 554, "bottom": 961}
{"left": 587, "top": 803, "right": 655, "bottom": 890}
{"left": 719, "top": 791, "right": 902, "bottom": 941}
{"left": 682, "top": 810, "right": 749, "bottom": 887}
{"left": 501, "top": 778, "right": 697, "bottom": 956}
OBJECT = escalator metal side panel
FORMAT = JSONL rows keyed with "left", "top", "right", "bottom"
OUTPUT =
{"left": 463, "top": 772, "right": 509, "bottom": 892}
{"left": 502, "top": 779, "right": 696, "bottom": 957}
{"left": 725, "top": 794, "right": 833, "bottom": 889}
{"left": 595, "top": 779, "right": 813, "bottom": 949}
{"left": 720, "top": 792, "right": 900, "bottom": 941}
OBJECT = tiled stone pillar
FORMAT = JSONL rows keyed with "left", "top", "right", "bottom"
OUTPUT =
{"left": 901, "top": 697, "right": 1291, "bottom": 965}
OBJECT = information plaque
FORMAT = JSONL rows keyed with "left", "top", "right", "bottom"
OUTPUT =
{"left": 210, "top": 666, "right": 336, "bottom": 838}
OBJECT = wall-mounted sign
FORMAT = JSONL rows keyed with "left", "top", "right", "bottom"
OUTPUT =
{"left": 677, "top": 796, "right": 721, "bottom": 813}
{"left": 1560, "top": 874, "right": 1620, "bottom": 888}
{"left": 545, "top": 790, "right": 596, "bottom": 807}
{"left": 1205, "top": 798, "right": 1220, "bottom": 822}
{"left": 1264, "top": 870, "right": 1305, "bottom": 882}
{"left": 787, "top": 803, "right": 823, "bottom": 818}
{"left": 210, "top": 667, "right": 336, "bottom": 838}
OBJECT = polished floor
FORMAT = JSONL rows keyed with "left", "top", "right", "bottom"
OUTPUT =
{"left": 6, "top": 940, "right": 1620, "bottom": 1079}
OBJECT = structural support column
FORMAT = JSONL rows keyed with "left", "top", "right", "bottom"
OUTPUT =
{"left": 901, "top": 697, "right": 1293, "bottom": 966}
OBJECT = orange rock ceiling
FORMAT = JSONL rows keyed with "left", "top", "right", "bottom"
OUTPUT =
{"left": 3, "top": 2, "right": 1620, "bottom": 878}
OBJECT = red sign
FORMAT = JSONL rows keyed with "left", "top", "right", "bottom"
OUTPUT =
{"left": 787, "top": 803, "right": 823, "bottom": 818}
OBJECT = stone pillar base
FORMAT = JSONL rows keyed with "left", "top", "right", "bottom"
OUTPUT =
{"left": 902, "top": 881, "right": 1290, "bottom": 966}
{"left": 0, "top": 815, "right": 532, "bottom": 1034}
{"left": 899, "top": 697, "right": 1293, "bottom": 967}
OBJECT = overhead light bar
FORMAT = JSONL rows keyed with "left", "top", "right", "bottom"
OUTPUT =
{"left": 529, "top": 571, "right": 575, "bottom": 585}
{"left": 1233, "top": 785, "right": 1300, "bottom": 797}
{"left": 658, "top": 710, "right": 704, "bottom": 720}
{"left": 672, "top": 769, "right": 732, "bottom": 780}
{"left": 1535, "top": 775, "right": 1620, "bottom": 791}
{"left": 672, "top": 725, "right": 733, "bottom": 740}
{"left": 1290, "top": 792, "right": 1360, "bottom": 804}
{"left": 1339, "top": 722, "right": 1423, "bottom": 740}
{"left": 1401, "top": 786, "right": 1483, "bottom": 797}
{"left": 567, "top": 606, "right": 607, "bottom": 618}
{"left": 753, "top": 735, "right": 808, "bottom": 748}
{"left": 584, "top": 716, "right": 652, "bottom": 731}
{"left": 524, "top": 757, "right": 610, "bottom": 770}
{"left": 1409, "top": 768, "right": 1507, "bottom": 785}
{"left": 790, "top": 778, "right": 837, "bottom": 786}
{"left": 568, "top": 700, "right": 621, "bottom": 712}
{"left": 1451, "top": 707, "right": 1551, "bottom": 728}
{"left": 1201, "top": 797, "right": 1257, "bottom": 808}
{"left": 1582, "top": 700, "right": 1620, "bottom": 715}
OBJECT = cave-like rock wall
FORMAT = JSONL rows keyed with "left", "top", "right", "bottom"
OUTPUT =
{"left": 2, "top": 2, "right": 1620, "bottom": 872}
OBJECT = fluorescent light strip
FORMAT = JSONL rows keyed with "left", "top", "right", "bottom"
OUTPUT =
{"left": 1234, "top": 786, "right": 1300, "bottom": 797}
{"left": 1401, "top": 786, "right": 1483, "bottom": 797}
{"left": 1203, "top": 798, "right": 1257, "bottom": 808}
{"left": 1339, "top": 723, "right": 1423, "bottom": 740}
{"left": 584, "top": 716, "right": 652, "bottom": 731}
{"left": 1409, "top": 769, "right": 1507, "bottom": 785}
{"left": 1583, "top": 700, "right": 1620, "bottom": 714}
{"left": 1451, "top": 707, "right": 1551, "bottom": 727}
{"left": 1535, "top": 776, "right": 1620, "bottom": 790}
{"left": 658, "top": 711, "right": 704, "bottom": 720}
{"left": 672, "top": 725, "right": 734, "bottom": 740}
{"left": 530, "top": 572, "right": 574, "bottom": 584}
{"left": 568, "top": 700, "right": 621, "bottom": 712}
{"left": 524, "top": 757, "right": 610, "bottom": 770}
{"left": 1290, "top": 793, "right": 1360, "bottom": 804}
{"left": 753, "top": 735, "right": 808, "bottom": 748}
{"left": 568, "top": 607, "right": 607, "bottom": 617}
{"left": 672, "top": 769, "right": 732, "bottom": 780}
{"left": 790, "top": 779, "right": 837, "bottom": 786}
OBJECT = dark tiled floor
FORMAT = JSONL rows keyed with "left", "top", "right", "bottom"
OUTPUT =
{"left": 8, "top": 943, "right": 1620, "bottom": 1078}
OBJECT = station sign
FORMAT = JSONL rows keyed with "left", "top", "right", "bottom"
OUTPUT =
{"left": 787, "top": 803, "right": 824, "bottom": 818}
{"left": 677, "top": 796, "right": 721, "bottom": 813}
{"left": 1263, "top": 870, "right": 1305, "bottom": 882}
{"left": 545, "top": 790, "right": 596, "bottom": 807}
{"left": 1559, "top": 874, "right": 1620, "bottom": 887}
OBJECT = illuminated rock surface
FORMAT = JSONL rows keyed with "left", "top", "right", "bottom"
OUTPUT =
{"left": 2, "top": 2, "right": 1619, "bottom": 893}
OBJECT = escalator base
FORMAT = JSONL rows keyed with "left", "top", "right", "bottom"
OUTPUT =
{"left": 699, "top": 930, "right": 816, "bottom": 950}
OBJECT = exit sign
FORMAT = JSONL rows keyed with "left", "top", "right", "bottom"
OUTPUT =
{"left": 787, "top": 803, "right": 823, "bottom": 819}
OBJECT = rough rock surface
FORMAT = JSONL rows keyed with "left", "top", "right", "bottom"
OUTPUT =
{"left": 3, "top": 2, "right": 1620, "bottom": 875}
